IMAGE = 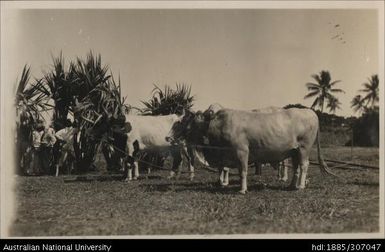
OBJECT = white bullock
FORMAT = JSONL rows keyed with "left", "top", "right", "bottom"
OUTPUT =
{"left": 125, "top": 113, "right": 195, "bottom": 181}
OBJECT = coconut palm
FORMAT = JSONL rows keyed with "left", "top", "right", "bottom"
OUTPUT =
{"left": 351, "top": 95, "right": 366, "bottom": 115}
{"left": 304, "top": 70, "right": 344, "bottom": 112}
{"left": 326, "top": 96, "right": 341, "bottom": 114}
{"left": 360, "top": 74, "right": 379, "bottom": 109}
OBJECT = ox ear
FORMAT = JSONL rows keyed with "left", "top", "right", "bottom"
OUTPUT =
{"left": 195, "top": 111, "right": 204, "bottom": 122}
{"left": 177, "top": 108, "right": 185, "bottom": 121}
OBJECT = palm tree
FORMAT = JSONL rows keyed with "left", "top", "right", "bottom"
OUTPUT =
{"left": 360, "top": 74, "right": 379, "bottom": 109}
{"left": 350, "top": 95, "right": 366, "bottom": 115}
{"left": 326, "top": 96, "right": 341, "bottom": 114}
{"left": 304, "top": 70, "right": 344, "bottom": 112}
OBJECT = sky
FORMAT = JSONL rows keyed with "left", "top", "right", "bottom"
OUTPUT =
{"left": 2, "top": 8, "right": 381, "bottom": 117}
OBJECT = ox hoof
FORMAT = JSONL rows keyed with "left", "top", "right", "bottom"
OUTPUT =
{"left": 168, "top": 174, "right": 180, "bottom": 180}
{"left": 189, "top": 174, "right": 195, "bottom": 181}
{"left": 133, "top": 176, "right": 139, "bottom": 181}
{"left": 125, "top": 178, "right": 132, "bottom": 182}
{"left": 238, "top": 190, "right": 247, "bottom": 195}
{"left": 218, "top": 181, "right": 229, "bottom": 187}
{"left": 168, "top": 171, "right": 176, "bottom": 180}
{"left": 288, "top": 185, "right": 305, "bottom": 190}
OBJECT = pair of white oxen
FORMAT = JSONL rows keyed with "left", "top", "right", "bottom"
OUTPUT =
{"left": 123, "top": 103, "right": 336, "bottom": 194}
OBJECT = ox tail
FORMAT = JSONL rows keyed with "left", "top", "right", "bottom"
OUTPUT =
{"left": 316, "top": 128, "right": 340, "bottom": 178}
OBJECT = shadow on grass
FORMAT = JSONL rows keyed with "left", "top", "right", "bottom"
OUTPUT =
{"left": 348, "top": 181, "right": 379, "bottom": 187}
{"left": 140, "top": 180, "right": 290, "bottom": 194}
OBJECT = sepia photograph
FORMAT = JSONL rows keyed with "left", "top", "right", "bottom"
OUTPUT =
{"left": 1, "top": 1, "right": 384, "bottom": 238}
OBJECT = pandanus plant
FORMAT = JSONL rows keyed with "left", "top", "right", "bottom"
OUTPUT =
{"left": 74, "top": 74, "right": 129, "bottom": 173}
{"left": 15, "top": 65, "right": 52, "bottom": 174}
{"left": 140, "top": 83, "right": 195, "bottom": 170}
{"left": 141, "top": 83, "right": 194, "bottom": 116}
{"left": 44, "top": 51, "right": 126, "bottom": 173}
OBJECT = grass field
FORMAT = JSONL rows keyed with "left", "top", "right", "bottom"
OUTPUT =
{"left": 9, "top": 146, "right": 379, "bottom": 236}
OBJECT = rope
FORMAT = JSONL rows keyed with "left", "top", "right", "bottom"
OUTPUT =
{"left": 99, "top": 139, "right": 225, "bottom": 174}
{"left": 99, "top": 139, "right": 376, "bottom": 176}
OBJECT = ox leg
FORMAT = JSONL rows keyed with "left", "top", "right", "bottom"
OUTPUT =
{"left": 223, "top": 167, "right": 230, "bottom": 186}
{"left": 127, "top": 168, "right": 133, "bottom": 181}
{"left": 186, "top": 147, "right": 195, "bottom": 181}
{"left": 133, "top": 161, "right": 139, "bottom": 180}
{"left": 218, "top": 167, "right": 225, "bottom": 186}
{"left": 254, "top": 162, "right": 266, "bottom": 186}
{"left": 298, "top": 149, "right": 310, "bottom": 189}
{"left": 255, "top": 162, "right": 262, "bottom": 176}
{"left": 237, "top": 148, "right": 249, "bottom": 194}
{"left": 218, "top": 167, "right": 230, "bottom": 186}
{"left": 289, "top": 155, "right": 300, "bottom": 190}
{"left": 125, "top": 162, "right": 132, "bottom": 182}
{"left": 168, "top": 151, "right": 182, "bottom": 180}
{"left": 131, "top": 143, "right": 140, "bottom": 180}
{"left": 124, "top": 157, "right": 133, "bottom": 182}
{"left": 55, "top": 164, "right": 59, "bottom": 177}
{"left": 278, "top": 160, "right": 289, "bottom": 182}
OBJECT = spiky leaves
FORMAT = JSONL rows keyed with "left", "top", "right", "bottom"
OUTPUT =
{"left": 73, "top": 73, "right": 128, "bottom": 173}
{"left": 44, "top": 53, "right": 77, "bottom": 130}
{"left": 15, "top": 65, "right": 51, "bottom": 174}
{"left": 16, "top": 65, "right": 51, "bottom": 126}
{"left": 141, "top": 83, "right": 194, "bottom": 116}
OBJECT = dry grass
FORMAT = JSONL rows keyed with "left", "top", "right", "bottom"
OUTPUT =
{"left": 10, "top": 146, "right": 379, "bottom": 236}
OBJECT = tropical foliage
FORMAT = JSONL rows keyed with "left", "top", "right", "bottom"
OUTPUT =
{"left": 74, "top": 74, "right": 129, "bottom": 173}
{"left": 15, "top": 65, "right": 52, "bottom": 174}
{"left": 139, "top": 83, "right": 195, "bottom": 171}
{"left": 16, "top": 52, "right": 128, "bottom": 174}
{"left": 141, "top": 84, "right": 194, "bottom": 115}
{"left": 304, "top": 70, "right": 344, "bottom": 113}
{"left": 350, "top": 74, "right": 379, "bottom": 115}
{"left": 326, "top": 96, "right": 342, "bottom": 114}
{"left": 359, "top": 74, "right": 379, "bottom": 109}
{"left": 350, "top": 95, "right": 366, "bottom": 114}
{"left": 44, "top": 53, "right": 77, "bottom": 130}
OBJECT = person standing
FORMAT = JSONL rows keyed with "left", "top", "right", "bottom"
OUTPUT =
{"left": 40, "top": 124, "right": 57, "bottom": 175}
{"left": 29, "top": 120, "right": 45, "bottom": 175}
{"left": 55, "top": 125, "right": 76, "bottom": 176}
